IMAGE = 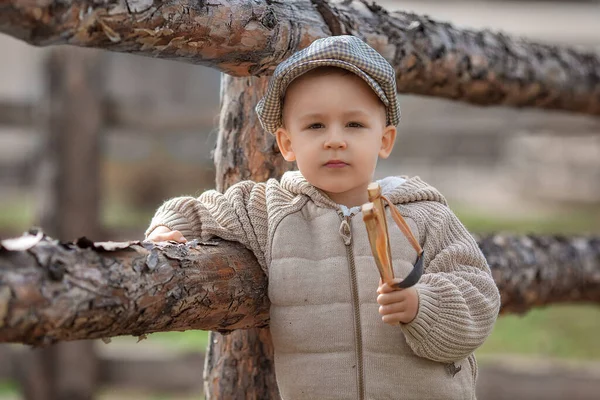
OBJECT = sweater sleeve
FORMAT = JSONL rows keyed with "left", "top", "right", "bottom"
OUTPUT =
{"left": 399, "top": 202, "right": 501, "bottom": 363}
{"left": 145, "top": 181, "right": 269, "bottom": 272}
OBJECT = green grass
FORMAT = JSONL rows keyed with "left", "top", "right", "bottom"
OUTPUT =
{"left": 107, "top": 329, "right": 210, "bottom": 353}
{"left": 0, "top": 381, "right": 18, "bottom": 397}
{"left": 102, "top": 202, "right": 155, "bottom": 231}
{"left": 149, "top": 330, "right": 210, "bottom": 351}
{"left": 454, "top": 205, "right": 600, "bottom": 235}
{"left": 0, "top": 196, "right": 34, "bottom": 234}
{"left": 0, "top": 197, "right": 154, "bottom": 237}
{"left": 477, "top": 304, "right": 600, "bottom": 361}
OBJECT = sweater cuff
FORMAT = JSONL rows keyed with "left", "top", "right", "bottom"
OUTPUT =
{"left": 145, "top": 208, "right": 196, "bottom": 239}
{"left": 401, "top": 284, "right": 441, "bottom": 344}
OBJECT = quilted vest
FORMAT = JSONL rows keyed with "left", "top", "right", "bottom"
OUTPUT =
{"left": 268, "top": 200, "right": 477, "bottom": 400}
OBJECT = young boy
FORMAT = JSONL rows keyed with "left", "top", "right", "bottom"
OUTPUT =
{"left": 146, "top": 36, "right": 500, "bottom": 399}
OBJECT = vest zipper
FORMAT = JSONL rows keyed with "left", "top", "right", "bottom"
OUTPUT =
{"left": 339, "top": 214, "right": 365, "bottom": 400}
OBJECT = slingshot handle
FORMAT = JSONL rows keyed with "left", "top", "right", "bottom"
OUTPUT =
{"left": 362, "top": 202, "right": 395, "bottom": 286}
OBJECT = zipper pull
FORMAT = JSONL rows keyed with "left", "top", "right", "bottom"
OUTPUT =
{"left": 339, "top": 216, "right": 352, "bottom": 246}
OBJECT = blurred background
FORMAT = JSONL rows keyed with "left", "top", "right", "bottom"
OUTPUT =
{"left": 0, "top": 0, "right": 599, "bottom": 399}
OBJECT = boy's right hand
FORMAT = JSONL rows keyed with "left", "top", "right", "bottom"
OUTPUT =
{"left": 146, "top": 226, "right": 187, "bottom": 243}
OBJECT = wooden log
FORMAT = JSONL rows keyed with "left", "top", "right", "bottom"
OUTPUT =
{"left": 1, "top": 231, "right": 598, "bottom": 343}
{"left": 0, "top": 232, "right": 270, "bottom": 345}
{"left": 0, "top": 0, "right": 599, "bottom": 115}
{"left": 479, "top": 234, "right": 600, "bottom": 314}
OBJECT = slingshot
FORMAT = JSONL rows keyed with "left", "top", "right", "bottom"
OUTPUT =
{"left": 362, "top": 183, "right": 424, "bottom": 289}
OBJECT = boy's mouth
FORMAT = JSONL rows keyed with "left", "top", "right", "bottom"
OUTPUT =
{"left": 324, "top": 159, "right": 349, "bottom": 168}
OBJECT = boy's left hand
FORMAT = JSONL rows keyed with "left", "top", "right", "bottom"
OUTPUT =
{"left": 377, "top": 278, "right": 419, "bottom": 325}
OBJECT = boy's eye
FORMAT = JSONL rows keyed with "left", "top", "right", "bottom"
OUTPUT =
{"left": 347, "top": 122, "right": 364, "bottom": 128}
{"left": 307, "top": 123, "right": 324, "bottom": 129}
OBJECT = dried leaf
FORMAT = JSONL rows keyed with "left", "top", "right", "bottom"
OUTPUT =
{"left": 93, "top": 241, "right": 140, "bottom": 252}
{"left": 0, "top": 230, "right": 43, "bottom": 251}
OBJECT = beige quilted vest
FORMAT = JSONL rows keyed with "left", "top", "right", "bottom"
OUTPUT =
{"left": 268, "top": 179, "right": 477, "bottom": 400}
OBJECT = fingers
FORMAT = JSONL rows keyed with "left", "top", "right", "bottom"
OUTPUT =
{"left": 378, "top": 302, "right": 405, "bottom": 316}
{"left": 381, "top": 312, "right": 410, "bottom": 325}
{"left": 377, "top": 287, "right": 420, "bottom": 325}
{"left": 377, "top": 278, "right": 404, "bottom": 294}
{"left": 169, "top": 230, "right": 187, "bottom": 243}
{"left": 376, "top": 290, "right": 407, "bottom": 306}
{"left": 147, "top": 227, "right": 187, "bottom": 243}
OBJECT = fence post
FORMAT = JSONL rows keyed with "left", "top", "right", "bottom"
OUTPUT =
{"left": 14, "top": 47, "right": 105, "bottom": 400}
{"left": 203, "top": 74, "right": 296, "bottom": 399}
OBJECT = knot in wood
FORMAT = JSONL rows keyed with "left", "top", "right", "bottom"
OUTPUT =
{"left": 261, "top": 8, "right": 278, "bottom": 30}
{"left": 48, "top": 259, "right": 66, "bottom": 281}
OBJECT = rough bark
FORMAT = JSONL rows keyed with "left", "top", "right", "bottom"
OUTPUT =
{"left": 0, "top": 0, "right": 328, "bottom": 76}
{"left": 479, "top": 234, "right": 600, "bottom": 314}
{"left": 1, "top": 232, "right": 598, "bottom": 346}
{"left": 214, "top": 75, "right": 295, "bottom": 190}
{"left": 0, "top": 232, "right": 599, "bottom": 339}
{"left": 1, "top": 0, "right": 599, "bottom": 115}
{"left": 203, "top": 74, "right": 294, "bottom": 400}
{"left": 0, "top": 232, "right": 270, "bottom": 345}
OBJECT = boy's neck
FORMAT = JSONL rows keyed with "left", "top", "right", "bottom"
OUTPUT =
{"left": 321, "top": 184, "right": 370, "bottom": 209}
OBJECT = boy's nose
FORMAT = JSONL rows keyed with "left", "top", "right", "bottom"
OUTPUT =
{"left": 324, "top": 129, "right": 347, "bottom": 150}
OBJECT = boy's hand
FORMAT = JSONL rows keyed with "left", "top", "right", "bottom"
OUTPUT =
{"left": 377, "top": 278, "right": 419, "bottom": 325}
{"left": 146, "top": 226, "right": 187, "bottom": 243}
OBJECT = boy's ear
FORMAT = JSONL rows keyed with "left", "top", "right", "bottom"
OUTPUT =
{"left": 378, "top": 125, "right": 397, "bottom": 159}
{"left": 275, "top": 127, "right": 296, "bottom": 162}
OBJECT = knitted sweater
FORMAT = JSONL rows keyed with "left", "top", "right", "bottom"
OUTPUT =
{"left": 146, "top": 171, "right": 501, "bottom": 399}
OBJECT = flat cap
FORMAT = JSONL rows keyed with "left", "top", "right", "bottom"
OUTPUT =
{"left": 255, "top": 35, "right": 400, "bottom": 135}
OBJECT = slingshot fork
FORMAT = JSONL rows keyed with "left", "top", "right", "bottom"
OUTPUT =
{"left": 362, "top": 183, "right": 424, "bottom": 289}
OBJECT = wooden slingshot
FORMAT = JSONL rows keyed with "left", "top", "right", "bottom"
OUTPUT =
{"left": 362, "top": 182, "right": 424, "bottom": 289}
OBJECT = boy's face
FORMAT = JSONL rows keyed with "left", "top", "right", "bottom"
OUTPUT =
{"left": 275, "top": 68, "right": 396, "bottom": 207}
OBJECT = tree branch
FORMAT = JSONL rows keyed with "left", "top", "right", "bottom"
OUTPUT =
{"left": 1, "top": 230, "right": 599, "bottom": 345}
{"left": 478, "top": 234, "right": 600, "bottom": 313}
{"left": 0, "top": 231, "right": 269, "bottom": 346}
{"left": 1, "top": 0, "right": 599, "bottom": 115}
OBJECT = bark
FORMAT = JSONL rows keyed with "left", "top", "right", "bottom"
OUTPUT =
{"left": 0, "top": 232, "right": 270, "bottom": 345}
{"left": 1, "top": 231, "right": 598, "bottom": 345}
{"left": 203, "top": 74, "right": 294, "bottom": 400}
{"left": 0, "top": 0, "right": 328, "bottom": 76}
{"left": 1, "top": 0, "right": 599, "bottom": 115}
{"left": 478, "top": 234, "right": 600, "bottom": 314}
{"left": 1, "top": 232, "right": 598, "bottom": 346}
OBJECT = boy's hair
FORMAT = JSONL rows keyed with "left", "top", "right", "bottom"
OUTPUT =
{"left": 256, "top": 35, "right": 400, "bottom": 135}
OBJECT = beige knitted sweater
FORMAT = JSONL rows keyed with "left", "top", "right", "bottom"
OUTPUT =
{"left": 146, "top": 171, "right": 500, "bottom": 400}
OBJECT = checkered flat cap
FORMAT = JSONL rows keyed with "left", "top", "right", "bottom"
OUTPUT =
{"left": 256, "top": 35, "right": 400, "bottom": 135}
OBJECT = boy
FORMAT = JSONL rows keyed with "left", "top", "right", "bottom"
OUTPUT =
{"left": 146, "top": 36, "right": 500, "bottom": 399}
